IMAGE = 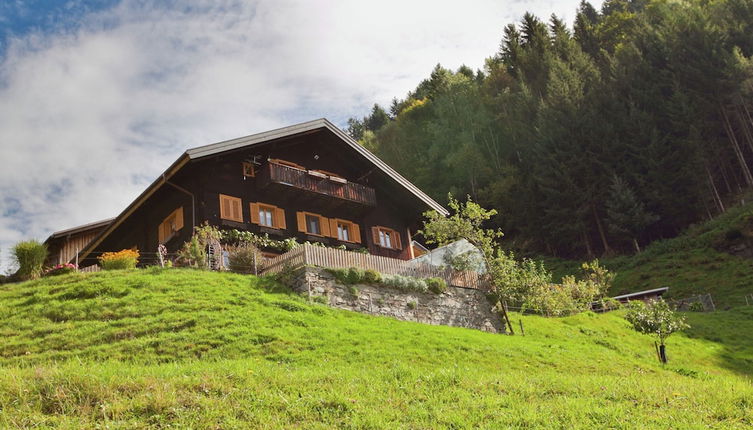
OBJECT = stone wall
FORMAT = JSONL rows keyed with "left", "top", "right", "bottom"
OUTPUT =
{"left": 292, "top": 267, "right": 504, "bottom": 333}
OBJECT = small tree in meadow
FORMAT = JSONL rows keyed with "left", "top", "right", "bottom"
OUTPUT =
{"left": 625, "top": 299, "right": 689, "bottom": 363}
{"left": 12, "top": 240, "right": 48, "bottom": 280}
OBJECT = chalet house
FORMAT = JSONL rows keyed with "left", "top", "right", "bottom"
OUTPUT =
{"left": 49, "top": 119, "right": 447, "bottom": 269}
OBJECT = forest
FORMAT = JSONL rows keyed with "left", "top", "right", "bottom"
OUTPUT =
{"left": 347, "top": 0, "right": 753, "bottom": 258}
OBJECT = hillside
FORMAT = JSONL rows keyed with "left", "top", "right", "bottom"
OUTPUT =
{"left": 546, "top": 201, "right": 753, "bottom": 309}
{"left": 0, "top": 268, "right": 751, "bottom": 428}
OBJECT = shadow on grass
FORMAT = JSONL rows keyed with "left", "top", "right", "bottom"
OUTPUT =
{"left": 682, "top": 307, "right": 753, "bottom": 377}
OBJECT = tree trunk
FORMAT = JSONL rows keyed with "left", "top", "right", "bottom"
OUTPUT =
{"left": 720, "top": 106, "right": 753, "bottom": 187}
{"left": 659, "top": 343, "right": 667, "bottom": 364}
{"left": 582, "top": 229, "right": 594, "bottom": 259}
{"left": 706, "top": 165, "right": 725, "bottom": 214}
{"left": 592, "top": 205, "right": 611, "bottom": 255}
{"left": 632, "top": 237, "right": 641, "bottom": 254}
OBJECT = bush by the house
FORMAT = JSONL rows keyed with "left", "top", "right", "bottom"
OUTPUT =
{"left": 44, "top": 263, "right": 77, "bottom": 277}
{"left": 176, "top": 236, "right": 208, "bottom": 269}
{"left": 363, "top": 269, "right": 381, "bottom": 283}
{"left": 345, "top": 267, "right": 365, "bottom": 284}
{"left": 382, "top": 274, "right": 428, "bottom": 293}
{"left": 425, "top": 277, "right": 447, "bottom": 294}
{"left": 226, "top": 243, "right": 263, "bottom": 274}
{"left": 98, "top": 249, "right": 139, "bottom": 270}
{"left": 12, "top": 240, "right": 48, "bottom": 280}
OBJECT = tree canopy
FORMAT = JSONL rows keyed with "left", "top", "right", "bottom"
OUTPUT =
{"left": 349, "top": 0, "right": 753, "bottom": 258}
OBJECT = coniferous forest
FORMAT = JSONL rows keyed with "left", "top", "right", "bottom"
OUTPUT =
{"left": 348, "top": 0, "right": 753, "bottom": 258}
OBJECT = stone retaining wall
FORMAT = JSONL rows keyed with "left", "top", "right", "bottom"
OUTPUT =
{"left": 292, "top": 267, "right": 504, "bottom": 333}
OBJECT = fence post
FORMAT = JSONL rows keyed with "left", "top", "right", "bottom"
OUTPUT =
{"left": 75, "top": 248, "right": 79, "bottom": 272}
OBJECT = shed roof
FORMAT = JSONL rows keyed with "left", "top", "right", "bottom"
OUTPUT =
{"left": 612, "top": 287, "right": 669, "bottom": 301}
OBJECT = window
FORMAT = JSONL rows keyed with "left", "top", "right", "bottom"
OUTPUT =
{"left": 297, "top": 211, "right": 330, "bottom": 236}
{"left": 158, "top": 207, "right": 184, "bottom": 244}
{"left": 250, "top": 203, "right": 286, "bottom": 229}
{"left": 242, "top": 162, "right": 255, "bottom": 177}
{"left": 330, "top": 218, "right": 361, "bottom": 243}
{"left": 338, "top": 222, "right": 349, "bottom": 241}
{"left": 219, "top": 194, "right": 243, "bottom": 222}
{"left": 260, "top": 206, "right": 274, "bottom": 227}
{"left": 306, "top": 214, "right": 320, "bottom": 235}
{"left": 372, "top": 226, "right": 402, "bottom": 250}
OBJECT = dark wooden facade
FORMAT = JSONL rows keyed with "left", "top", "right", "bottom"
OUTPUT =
{"left": 75, "top": 121, "right": 444, "bottom": 267}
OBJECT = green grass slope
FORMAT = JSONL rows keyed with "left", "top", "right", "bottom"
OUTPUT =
{"left": 0, "top": 268, "right": 751, "bottom": 428}
{"left": 547, "top": 202, "right": 753, "bottom": 309}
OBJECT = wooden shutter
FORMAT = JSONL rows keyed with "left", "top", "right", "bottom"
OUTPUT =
{"left": 219, "top": 194, "right": 242, "bottom": 222}
{"left": 297, "top": 211, "right": 306, "bottom": 233}
{"left": 231, "top": 199, "right": 242, "bottom": 222}
{"left": 274, "top": 207, "right": 286, "bottom": 229}
{"left": 352, "top": 223, "right": 361, "bottom": 243}
{"left": 174, "top": 207, "right": 184, "bottom": 231}
{"left": 320, "top": 215, "right": 331, "bottom": 237}
{"left": 372, "top": 226, "right": 380, "bottom": 246}
{"left": 329, "top": 219, "right": 339, "bottom": 239}
{"left": 392, "top": 230, "right": 402, "bottom": 250}
{"left": 250, "top": 203, "right": 260, "bottom": 224}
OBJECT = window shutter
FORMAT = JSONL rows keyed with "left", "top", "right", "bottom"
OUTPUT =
{"left": 372, "top": 226, "right": 380, "bottom": 246}
{"left": 175, "top": 207, "right": 184, "bottom": 231}
{"left": 274, "top": 207, "right": 286, "bottom": 229}
{"left": 220, "top": 196, "right": 230, "bottom": 219}
{"left": 320, "top": 215, "right": 331, "bottom": 237}
{"left": 392, "top": 231, "right": 402, "bottom": 250}
{"left": 231, "top": 199, "right": 242, "bottom": 222}
{"left": 329, "top": 219, "right": 338, "bottom": 239}
{"left": 352, "top": 223, "right": 361, "bottom": 243}
{"left": 250, "top": 203, "right": 260, "bottom": 224}
{"left": 297, "top": 212, "right": 306, "bottom": 233}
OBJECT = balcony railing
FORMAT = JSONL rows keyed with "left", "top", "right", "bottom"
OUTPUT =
{"left": 258, "top": 161, "right": 377, "bottom": 206}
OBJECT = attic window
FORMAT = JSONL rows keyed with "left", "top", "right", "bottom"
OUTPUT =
{"left": 158, "top": 207, "right": 184, "bottom": 244}
{"left": 219, "top": 194, "right": 243, "bottom": 222}
{"left": 242, "top": 162, "right": 255, "bottom": 177}
{"left": 250, "top": 202, "right": 286, "bottom": 229}
{"left": 372, "top": 226, "right": 402, "bottom": 250}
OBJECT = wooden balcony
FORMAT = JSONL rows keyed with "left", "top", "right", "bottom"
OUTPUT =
{"left": 258, "top": 161, "right": 377, "bottom": 206}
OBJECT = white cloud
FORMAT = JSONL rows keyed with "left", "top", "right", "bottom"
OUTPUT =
{"left": 0, "top": 0, "right": 600, "bottom": 270}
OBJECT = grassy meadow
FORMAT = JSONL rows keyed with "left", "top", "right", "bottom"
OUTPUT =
{"left": 0, "top": 268, "right": 751, "bottom": 428}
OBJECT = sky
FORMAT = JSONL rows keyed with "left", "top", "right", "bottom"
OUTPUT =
{"left": 0, "top": 0, "right": 602, "bottom": 272}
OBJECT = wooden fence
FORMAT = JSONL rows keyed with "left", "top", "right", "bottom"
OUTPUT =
{"left": 261, "top": 244, "right": 487, "bottom": 290}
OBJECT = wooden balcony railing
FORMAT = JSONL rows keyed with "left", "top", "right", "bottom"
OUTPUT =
{"left": 258, "top": 162, "right": 377, "bottom": 206}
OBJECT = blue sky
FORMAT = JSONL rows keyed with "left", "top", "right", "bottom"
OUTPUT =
{"left": 0, "top": 0, "right": 600, "bottom": 271}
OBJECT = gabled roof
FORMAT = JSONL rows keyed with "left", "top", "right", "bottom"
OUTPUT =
{"left": 77, "top": 118, "right": 447, "bottom": 263}
{"left": 44, "top": 218, "right": 114, "bottom": 242}
{"left": 186, "top": 118, "right": 447, "bottom": 215}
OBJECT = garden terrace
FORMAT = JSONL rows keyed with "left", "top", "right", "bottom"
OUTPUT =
{"left": 261, "top": 243, "right": 487, "bottom": 290}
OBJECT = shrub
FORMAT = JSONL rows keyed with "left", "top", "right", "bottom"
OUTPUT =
{"left": 98, "top": 249, "right": 139, "bottom": 270}
{"left": 425, "top": 277, "right": 447, "bottom": 294}
{"left": 688, "top": 302, "right": 704, "bottom": 312}
{"left": 176, "top": 236, "right": 207, "bottom": 269}
{"left": 347, "top": 285, "right": 359, "bottom": 296}
{"left": 382, "top": 274, "right": 428, "bottom": 293}
{"left": 12, "top": 240, "right": 48, "bottom": 280}
{"left": 363, "top": 269, "right": 382, "bottom": 283}
{"left": 599, "top": 297, "right": 622, "bottom": 311}
{"left": 345, "top": 267, "right": 365, "bottom": 284}
{"left": 226, "top": 243, "right": 263, "bottom": 274}
{"left": 44, "top": 263, "right": 77, "bottom": 277}
{"left": 407, "top": 301, "right": 417, "bottom": 310}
